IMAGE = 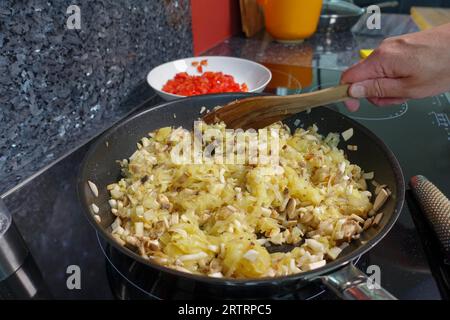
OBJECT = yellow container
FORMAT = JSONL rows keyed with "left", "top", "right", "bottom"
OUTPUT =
{"left": 257, "top": 0, "right": 323, "bottom": 43}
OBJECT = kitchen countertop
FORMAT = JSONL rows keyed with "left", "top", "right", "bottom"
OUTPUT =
{"left": 1, "top": 13, "right": 418, "bottom": 199}
{"left": 0, "top": 0, "right": 193, "bottom": 197}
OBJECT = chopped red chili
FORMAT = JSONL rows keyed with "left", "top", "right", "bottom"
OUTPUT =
{"left": 162, "top": 71, "right": 249, "bottom": 96}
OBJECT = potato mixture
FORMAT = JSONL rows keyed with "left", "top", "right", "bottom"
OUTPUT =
{"left": 105, "top": 121, "right": 381, "bottom": 278}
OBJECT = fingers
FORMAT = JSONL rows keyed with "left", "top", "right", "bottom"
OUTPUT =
{"left": 344, "top": 97, "right": 406, "bottom": 112}
{"left": 341, "top": 52, "right": 386, "bottom": 84}
{"left": 341, "top": 52, "right": 409, "bottom": 111}
{"left": 344, "top": 99, "right": 360, "bottom": 112}
{"left": 348, "top": 78, "right": 409, "bottom": 99}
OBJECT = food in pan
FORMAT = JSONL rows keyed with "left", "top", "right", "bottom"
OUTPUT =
{"left": 104, "top": 121, "right": 388, "bottom": 278}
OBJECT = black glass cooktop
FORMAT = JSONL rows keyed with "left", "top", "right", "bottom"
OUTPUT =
{"left": 1, "top": 67, "right": 449, "bottom": 299}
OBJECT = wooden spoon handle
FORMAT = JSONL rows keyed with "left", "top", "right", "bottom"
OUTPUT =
{"left": 271, "top": 84, "right": 350, "bottom": 114}
{"left": 235, "top": 85, "right": 350, "bottom": 128}
{"left": 203, "top": 84, "right": 350, "bottom": 129}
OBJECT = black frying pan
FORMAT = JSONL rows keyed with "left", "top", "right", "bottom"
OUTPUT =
{"left": 78, "top": 93, "right": 405, "bottom": 300}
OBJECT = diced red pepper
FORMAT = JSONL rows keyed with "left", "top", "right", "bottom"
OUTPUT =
{"left": 162, "top": 71, "right": 249, "bottom": 96}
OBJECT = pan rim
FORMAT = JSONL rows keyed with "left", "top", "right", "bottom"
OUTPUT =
{"left": 320, "top": 1, "right": 365, "bottom": 19}
{"left": 320, "top": 13, "right": 362, "bottom": 19}
{"left": 77, "top": 92, "right": 405, "bottom": 285}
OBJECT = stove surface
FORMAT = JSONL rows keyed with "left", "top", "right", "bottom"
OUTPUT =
{"left": 2, "top": 67, "right": 449, "bottom": 300}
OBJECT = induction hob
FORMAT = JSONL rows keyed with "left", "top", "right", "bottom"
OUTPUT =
{"left": 1, "top": 67, "right": 449, "bottom": 300}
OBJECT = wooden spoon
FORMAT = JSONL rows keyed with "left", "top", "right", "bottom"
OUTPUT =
{"left": 202, "top": 84, "right": 350, "bottom": 129}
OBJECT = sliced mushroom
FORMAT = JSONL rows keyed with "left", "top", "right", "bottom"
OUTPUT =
{"left": 112, "top": 234, "right": 126, "bottom": 246}
{"left": 138, "top": 245, "right": 148, "bottom": 258}
{"left": 285, "top": 198, "right": 297, "bottom": 219}
{"left": 372, "top": 212, "right": 384, "bottom": 227}
{"left": 125, "top": 235, "right": 140, "bottom": 249}
{"left": 148, "top": 221, "right": 165, "bottom": 239}
{"left": 341, "top": 220, "right": 361, "bottom": 242}
{"left": 372, "top": 188, "right": 389, "bottom": 213}
{"left": 270, "top": 209, "right": 279, "bottom": 219}
{"left": 375, "top": 184, "right": 387, "bottom": 195}
{"left": 284, "top": 220, "right": 298, "bottom": 228}
{"left": 349, "top": 214, "right": 365, "bottom": 224}
{"left": 363, "top": 217, "right": 374, "bottom": 230}
{"left": 299, "top": 212, "right": 313, "bottom": 224}
{"left": 142, "top": 238, "right": 160, "bottom": 251}
{"left": 208, "top": 259, "right": 222, "bottom": 273}
{"left": 279, "top": 197, "right": 289, "bottom": 212}
{"left": 171, "top": 212, "right": 179, "bottom": 225}
{"left": 158, "top": 194, "right": 172, "bottom": 211}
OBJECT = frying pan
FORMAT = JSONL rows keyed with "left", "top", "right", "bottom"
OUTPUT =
{"left": 78, "top": 93, "right": 405, "bottom": 300}
{"left": 318, "top": 1, "right": 399, "bottom": 33}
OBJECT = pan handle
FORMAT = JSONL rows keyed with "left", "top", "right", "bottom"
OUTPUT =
{"left": 318, "top": 263, "right": 397, "bottom": 300}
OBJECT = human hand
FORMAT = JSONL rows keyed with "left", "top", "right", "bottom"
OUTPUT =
{"left": 341, "top": 23, "right": 450, "bottom": 111}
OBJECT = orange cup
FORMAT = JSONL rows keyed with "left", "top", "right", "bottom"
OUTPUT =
{"left": 257, "top": 0, "right": 323, "bottom": 43}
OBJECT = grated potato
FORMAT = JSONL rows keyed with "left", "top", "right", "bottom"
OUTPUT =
{"left": 107, "top": 121, "right": 375, "bottom": 278}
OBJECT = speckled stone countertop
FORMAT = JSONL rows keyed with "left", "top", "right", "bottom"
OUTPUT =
{"left": 0, "top": 0, "right": 192, "bottom": 196}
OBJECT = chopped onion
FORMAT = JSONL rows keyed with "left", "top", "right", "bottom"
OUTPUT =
{"left": 341, "top": 128, "right": 354, "bottom": 141}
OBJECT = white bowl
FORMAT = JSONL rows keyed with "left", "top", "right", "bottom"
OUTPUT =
{"left": 147, "top": 56, "right": 272, "bottom": 101}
